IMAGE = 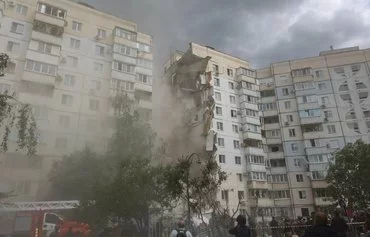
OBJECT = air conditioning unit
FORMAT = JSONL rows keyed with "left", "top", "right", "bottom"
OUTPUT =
{"left": 321, "top": 104, "right": 326, "bottom": 109}
{"left": 60, "top": 57, "right": 66, "bottom": 64}
{"left": 239, "top": 127, "right": 244, "bottom": 132}
{"left": 284, "top": 121, "right": 289, "bottom": 126}
{"left": 324, "top": 117, "right": 328, "bottom": 122}
{"left": 290, "top": 90, "right": 295, "bottom": 95}
{"left": 326, "top": 143, "right": 330, "bottom": 148}
{"left": 237, "top": 111, "right": 242, "bottom": 115}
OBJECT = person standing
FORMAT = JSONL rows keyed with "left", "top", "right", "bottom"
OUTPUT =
{"left": 229, "top": 215, "right": 251, "bottom": 237}
{"left": 270, "top": 217, "right": 279, "bottom": 237}
{"left": 169, "top": 219, "right": 193, "bottom": 237}
{"left": 303, "top": 212, "right": 337, "bottom": 237}
{"left": 331, "top": 210, "right": 348, "bottom": 237}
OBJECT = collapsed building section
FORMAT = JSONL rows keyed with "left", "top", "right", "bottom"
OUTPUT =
{"left": 163, "top": 49, "right": 217, "bottom": 159}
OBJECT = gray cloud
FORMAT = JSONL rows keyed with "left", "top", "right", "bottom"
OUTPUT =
{"left": 76, "top": 0, "right": 370, "bottom": 68}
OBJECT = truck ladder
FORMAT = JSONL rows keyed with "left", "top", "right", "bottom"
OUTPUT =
{"left": 0, "top": 200, "right": 80, "bottom": 212}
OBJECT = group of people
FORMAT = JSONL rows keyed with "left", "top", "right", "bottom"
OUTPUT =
{"left": 169, "top": 210, "right": 370, "bottom": 237}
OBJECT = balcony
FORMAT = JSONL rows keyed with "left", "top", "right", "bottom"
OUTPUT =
{"left": 261, "top": 109, "right": 278, "bottom": 117}
{"left": 135, "top": 82, "right": 152, "bottom": 93}
{"left": 298, "top": 102, "right": 320, "bottom": 111}
{"left": 237, "top": 74, "right": 255, "bottom": 84}
{"left": 274, "top": 198, "right": 292, "bottom": 206}
{"left": 300, "top": 116, "right": 323, "bottom": 125}
{"left": 247, "top": 180, "right": 269, "bottom": 189}
{"left": 249, "top": 198, "right": 273, "bottom": 207}
{"left": 22, "top": 70, "right": 56, "bottom": 87}
{"left": 113, "top": 36, "right": 137, "bottom": 49}
{"left": 246, "top": 164, "right": 266, "bottom": 172}
{"left": 244, "top": 147, "right": 265, "bottom": 156}
{"left": 315, "top": 197, "right": 334, "bottom": 206}
{"left": 111, "top": 70, "right": 136, "bottom": 82}
{"left": 136, "top": 66, "right": 153, "bottom": 76}
{"left": 260, "top": 83, "right": 275, "bottom": 91}
{"left": 293, "top": 75, "right": 314, "bottom": 84}
{"left": 243, "top": 131, "right": 262, "bottom": 141}
{"left": 136, "top": 100, "right": 152, "bottom": 109}
{"left": 267, "top": 151, "right": 284, "bottom": 159}
{"left": 239, "top": 88, "right": 259, "bottom": 97}
{"left": 31, "top": 31, "right": 62, "bottom": 45}
{"left": 113, "top": 53, "right": 137, "bottom": 65}
{"left": 265, "top": 137, "right": 282, "bottom": 144}
{"left": 305, "top": 146, "right": 329, "bottom": 155}
{"left": 303, "top": 131, "right": 324, "bottom": 140}
{"left": 35, "top": 12, "right": 65, "bottom": 27}
{"left": 311, "top": 180, "right": 329, "bottom": 189}
{"left": 263, "top": 123, "right": 280, "bottom": 130}
{"left": 239, "top": 102, "right": 259, "bottom": 112}
{"left": 26, "top": 50, "right": 59, "bottom": 66}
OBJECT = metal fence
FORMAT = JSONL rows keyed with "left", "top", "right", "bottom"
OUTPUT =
{"left": 150, "top": 222, "right": 367, "bottom": 237}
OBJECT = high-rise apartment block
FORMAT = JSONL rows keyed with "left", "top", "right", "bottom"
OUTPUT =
{"left": 0, "top": 0, "right": 153, "bottom": 201}
{"left": 164, "top": 43, "right": 370, "bottom": 221}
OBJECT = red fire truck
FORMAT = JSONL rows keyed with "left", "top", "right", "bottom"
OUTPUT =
{"left": 0, "top": 201, "right": 91, "bottom": 237}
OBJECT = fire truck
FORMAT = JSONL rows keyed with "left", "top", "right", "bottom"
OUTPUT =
{"left": 0, "top": 201, "right": 91, "bottom": 237}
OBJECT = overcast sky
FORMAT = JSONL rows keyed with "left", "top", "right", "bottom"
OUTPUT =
{"left": 78, "top": 0, "right": 370, "bottom": 68}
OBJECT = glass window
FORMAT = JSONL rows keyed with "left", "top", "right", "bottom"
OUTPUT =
{"left": 327, "top": 125, "right": 336, "bottom": 134}
{"left": 233, "top": 140, "right": 240, "bottom": 149}
{"left": 230, "top": 95, "right": 236, "bottom": 104}
{"left": 296, "top": 174, "right": 303, "bottom": 182}
{"left": 72, "top": 21, "right": 82, "bottom": 32}
{"left": 215, "top": 92, "right": 221, "bottom": 101}
{"left": 218, "top": 155, "right": 225, "bottom": 163}
{"left": 94, "top": 62, "right": 104, "bottom": 73}
{"left": 97, "top": 29, "right": 106, "bottom": 39}
{"left": 228, "top": 82, "right": 234, "bottom": 89}
{"left": 232, "top": 124, "right": 238, "bottom": 133}
{"left": 217, "top": 138, "right": 224, "bottom": 147}
{"left": 16, "top": 4, "right": 28, "bottom": 16}
{"left": 115, "top": 27, "right": 137, "bottom": 41}
{"left": 6, "top": 41, "right": 20, "bottom": 53}
{"left": 299, "top": 191, "right": 307, "bottom": 199}
{"left": 61, "top": 94, "right": 73, "bottom": 106}
{"left": 214, "top": 78, "right": 220, "bottom": 86}
{"left": 235, "top": 156, "right": 241, "bottom": 165}
{"left": 215, "top": 106, "right": 222, "bottom": 115}
{"left": 11, "top": 22, "right": 24, "bottom": 34}
{"left": 70, "top": 38, "right": 80, "bottom": 49}
{"left": 288, "top": 129, "right": 296, "bottom": 137}
{"left": 216, "top": 122, "right": 223, "bottom": 131}
{"left": 95, "top": 45, "right": 105, "bottom": 56}
{"left": 64, "top": 75, "right": 75, "bottom": 87}
{"left": 291, "top": 143, "right": 298, "bottom": 151}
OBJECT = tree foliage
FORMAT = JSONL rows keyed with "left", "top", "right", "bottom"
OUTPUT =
{"left": 327, "top": 140, "right": 370, "bottom": 209}
{"left": 164, "top": 153, "right": 227, "bottom": 223}
{"left": 0, "top": 53, "right": 37, "bottom": 156}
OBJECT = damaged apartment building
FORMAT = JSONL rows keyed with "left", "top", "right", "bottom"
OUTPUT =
{"left": 163, "top": 43, "right": 370, "bottom": 222}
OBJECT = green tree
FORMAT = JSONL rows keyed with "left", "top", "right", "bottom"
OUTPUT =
{"left": 327, "top": 140, "right": 370, "bottom": 209}
{"left": 48, "top": 95, "right": 171, "bottom": 234}
{"left": 0, "top": 53, "right": 37, "bottom": 156}
{"left": 48, "top": 148, "right": 105, "bottom": 201}
{"left": 164, "top": 153, "right": 227, "bottom": 225}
